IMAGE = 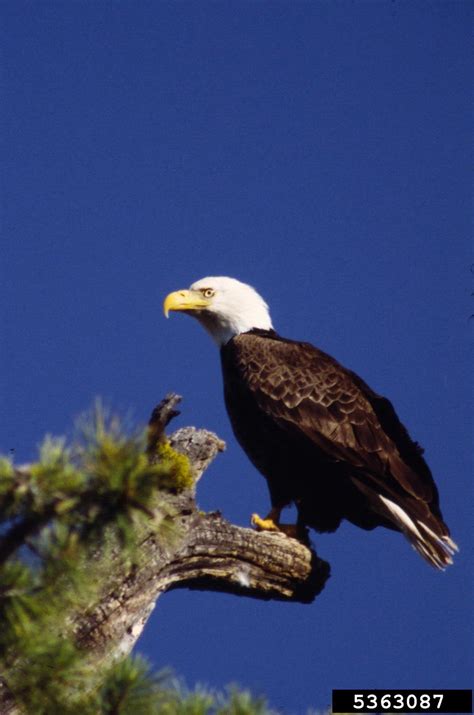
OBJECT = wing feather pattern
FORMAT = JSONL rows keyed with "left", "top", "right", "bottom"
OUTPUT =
{"left": 229, "top": 330, "right": 456, "bottom": 568}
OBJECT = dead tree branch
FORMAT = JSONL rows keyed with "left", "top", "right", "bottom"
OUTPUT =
{"left": 74, "top": 395, "right": 329, "bottom": 660}
{"left": 0, "top": 395, "right": 329, "bottom": 713}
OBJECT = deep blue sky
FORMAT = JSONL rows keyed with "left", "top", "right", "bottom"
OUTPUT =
{"left": 1, "top": 2, "right": 472, "bottom": 712}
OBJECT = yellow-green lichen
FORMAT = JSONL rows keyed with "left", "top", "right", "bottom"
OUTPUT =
{"left": 155, "top": 441, "right": 194, "bottom": 492}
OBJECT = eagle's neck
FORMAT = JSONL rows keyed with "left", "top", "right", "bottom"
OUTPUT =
{"left": 197, "top": 308, "right": 273, "bottom": 347}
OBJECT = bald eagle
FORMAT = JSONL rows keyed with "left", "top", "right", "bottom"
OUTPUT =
{"left": 164, "top": 276, "right": 457, "bottom": 569}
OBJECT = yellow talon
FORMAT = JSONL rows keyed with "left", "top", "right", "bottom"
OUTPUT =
{"left": 251, "top": 511, "right": 300, "bottom": 539}
{"left": 251, "top": 513, "right": 279, "bottom": 531}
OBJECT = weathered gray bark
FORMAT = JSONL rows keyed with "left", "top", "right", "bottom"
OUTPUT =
{"left": 74, "top": 395, "right": 329, "bottom": 660}
{"left": 0, "top": 395, "right": 329, "bottom": 713}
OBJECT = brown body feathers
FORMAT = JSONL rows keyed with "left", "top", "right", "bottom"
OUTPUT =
{"left": 221, "top": 329, "right": 456, "bottom": 569}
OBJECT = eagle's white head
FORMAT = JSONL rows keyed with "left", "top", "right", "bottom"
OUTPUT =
{"left": 164, "top": 276, "right": 273, "bottom": 346}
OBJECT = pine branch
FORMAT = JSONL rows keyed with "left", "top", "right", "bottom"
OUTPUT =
{"left": 0, "top": 507, "right": 56, "bottom": 565}
{"left": 0, "top": 395, "right": 329, "bottom": 713}
{"left": 72, "top": 395, "right": 329, "bottom": 660}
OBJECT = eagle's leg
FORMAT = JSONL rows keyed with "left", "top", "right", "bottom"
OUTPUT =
{"left": 251, "top": 507, "right": 299, "bottom": 539}
{"left": 251, "top": 507, "right": 281, "bottom": 532}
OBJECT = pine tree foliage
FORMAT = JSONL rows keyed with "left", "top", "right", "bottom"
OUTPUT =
{"left": 0, "top": 407, "right": 279, "bottom": 715}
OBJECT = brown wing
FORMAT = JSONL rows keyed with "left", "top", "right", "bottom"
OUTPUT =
{"left": 232, "top": 331, "right": 434, "bottom": 504}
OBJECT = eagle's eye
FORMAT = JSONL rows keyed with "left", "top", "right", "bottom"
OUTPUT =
{"left": 201, "top": 288, "right": 215, "bottom": 299}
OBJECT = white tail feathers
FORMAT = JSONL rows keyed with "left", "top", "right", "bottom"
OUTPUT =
{"left": 378, "top": 495, "right": 423, "bottom": 539}
{"left": 378, "top": 494, "right": 458, "bottom": 570}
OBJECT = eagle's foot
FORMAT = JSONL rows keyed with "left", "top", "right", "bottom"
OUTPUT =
{"left": 251, "top": 513, "right": 279, "bottom": 532}
{"left": 251, "top": 510, "right": 299, "bottom": 539}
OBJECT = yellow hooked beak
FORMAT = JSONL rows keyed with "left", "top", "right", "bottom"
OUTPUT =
{"left": 163, "top": 290, "right": 211, "bottom": 318}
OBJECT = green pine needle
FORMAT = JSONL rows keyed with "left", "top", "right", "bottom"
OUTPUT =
{"left": 0, "top": 405, "right": 281, "bottom": 715}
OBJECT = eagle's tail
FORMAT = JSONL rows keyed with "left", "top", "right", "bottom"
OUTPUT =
{"left": 351, "top": 476, "right": 458, "bottom": 569}
{"left": 377, "top": 494, "right": 458, "bottom": 570}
